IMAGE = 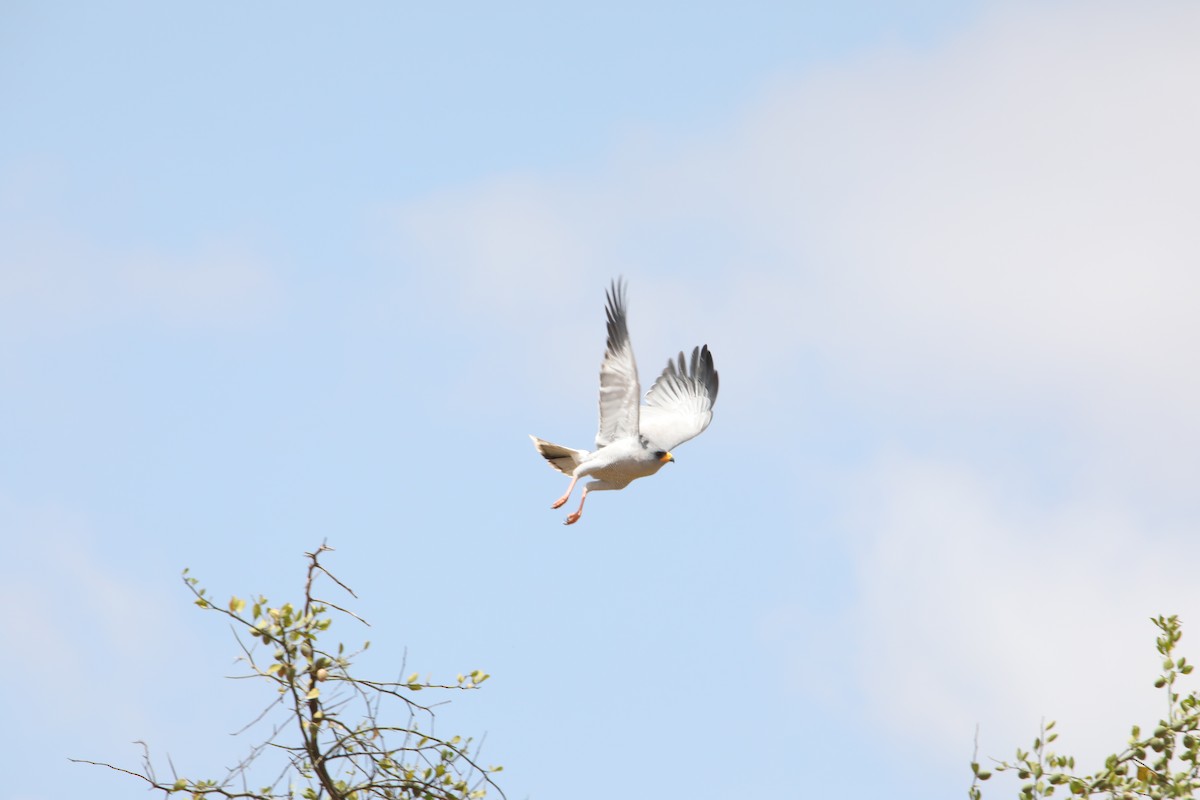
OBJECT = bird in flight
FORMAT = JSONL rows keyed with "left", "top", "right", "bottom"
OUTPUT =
{"left": 531, "top": 279, "right": 719, "bottom": 525}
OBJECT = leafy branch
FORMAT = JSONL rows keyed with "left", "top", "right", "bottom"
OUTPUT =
{"left": 75, "top": 543, "right": 504, "bottom": 800}
{"left": 973, "top": 615, "right": 1200, "bottom": 799}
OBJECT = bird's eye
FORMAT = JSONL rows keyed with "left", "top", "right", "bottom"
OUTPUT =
{"left": 654, "top": 450, "right": 667, "bottom": 460}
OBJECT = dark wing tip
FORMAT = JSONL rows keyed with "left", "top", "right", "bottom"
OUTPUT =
{"left": 685, "top": 344, "right": 718, "bottom": 407}
{"left": 604, "top": 277, "right": 630, "bottom": 355}
{"left": 653, "top": 344, "right": 718, "bottom": 408}
{"left": 700, "top": 344, "right": 719, "bottom": 406}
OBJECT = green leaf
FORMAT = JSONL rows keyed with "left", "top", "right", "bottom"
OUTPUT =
{"left": 306, "top": 687, "right": 320, "bottom": 700}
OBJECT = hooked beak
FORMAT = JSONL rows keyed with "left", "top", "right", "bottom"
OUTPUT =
{"left": 660, "top": 452, "right": 675, "bottom": 464}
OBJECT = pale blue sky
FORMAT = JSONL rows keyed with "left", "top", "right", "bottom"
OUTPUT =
{"left": 5, "top": 2, "right": 1200, "bottom": 799}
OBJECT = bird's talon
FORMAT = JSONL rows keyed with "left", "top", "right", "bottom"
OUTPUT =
{"left": 564, "top": 513, "right": 581, "bottom": 525}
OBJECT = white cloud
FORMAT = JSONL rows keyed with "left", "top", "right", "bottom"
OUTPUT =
{"left": 740, "top": 1, "right": 1200, "bottom": 759}
{"left": 0, "top": 494, "right": 262, "bottom": 770}
{"left": 394, "top": 176, "right": 599, "bottom": 314}
{"left": 0, "top": 172, "right": 279, "bottom": 340}
{"left": 844, "top": 457, "right": 1198, "bottom": 763}
{"left": 0, "top": 497, "right": 172, "bottom": 730}
{"left": 727, "top": 2, "right": 1200, "bottom": 410}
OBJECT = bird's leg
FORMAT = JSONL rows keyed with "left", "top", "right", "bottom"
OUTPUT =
{"left": 563, "top": 488, "right": 588, "bottom": 526}
{"left": 551, "top": 475, "right": 579, "bottom": 509}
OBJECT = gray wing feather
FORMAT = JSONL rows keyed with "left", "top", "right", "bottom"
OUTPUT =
{"left": 639, "top": 345, "right": 719, "bottom": 451}
{"left": 595, "top": 279, "right": 641, "bottom": 447}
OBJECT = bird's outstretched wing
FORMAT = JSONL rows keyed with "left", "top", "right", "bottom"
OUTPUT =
{"left": 595, "top": 279, "right": 641, "bottom": 448}
{"left": 639, "top": 345, "right": 719, "bottom": 451}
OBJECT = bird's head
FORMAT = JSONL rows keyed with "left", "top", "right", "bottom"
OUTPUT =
{"left": 655, "top": 450, "right": 675, "bottom": 464}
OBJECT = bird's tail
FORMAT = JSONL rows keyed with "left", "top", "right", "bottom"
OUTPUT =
{"left": 529, "top": 435, "right": 587, "bottom": 476}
